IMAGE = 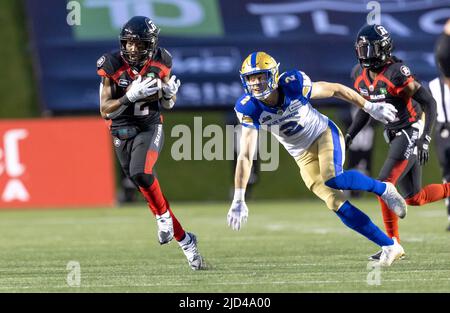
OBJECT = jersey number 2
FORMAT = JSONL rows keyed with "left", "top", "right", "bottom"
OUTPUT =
{"left": 280, "top": 121, "right": 303, "bottom": 136}
{"left": 134, "top": 102, "right": 149, "bottom": 116}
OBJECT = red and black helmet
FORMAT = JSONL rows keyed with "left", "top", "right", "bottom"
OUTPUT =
{"left": 119, "top": 16, "right": 160, "bottom": 67}
{"left": 355, "top": 24, "right": 393, "bottom": 70}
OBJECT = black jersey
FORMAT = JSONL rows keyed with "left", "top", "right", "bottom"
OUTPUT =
{"left": 97, "top": 47, "right": 172, "bottom": 130}
{"left": 351, "top": 59, "right": 422, "bottom": 130}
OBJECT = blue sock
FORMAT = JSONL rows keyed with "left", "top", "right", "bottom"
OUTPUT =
{"left": 335, "top": 201, "right": 394, "bottom": 247}
{"left": 325, "top": 170, "right": 386, "bottom": 196}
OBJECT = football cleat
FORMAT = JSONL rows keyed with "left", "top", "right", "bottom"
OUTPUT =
{"left": 380, "top": 182, "right": 407, "bottom": 219}
{"left": 379, "top": 238, "right": 405, "bottom": 266}
{"left": 181, "top": 232, "right": 206, "bottom": 270}
{"left": 368, "top": 250, "right": 382, "bottom": 261}
{"left": 368, "top": 249, "right": 405, "bottom": 261}
{"left": 156, "top": 211, "right": 174, "bottom": 245}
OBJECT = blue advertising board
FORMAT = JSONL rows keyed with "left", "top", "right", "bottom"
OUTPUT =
{"left": 26, "top": 0, "right": 450, "bottom": 112}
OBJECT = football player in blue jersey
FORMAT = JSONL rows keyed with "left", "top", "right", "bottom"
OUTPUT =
{"left": 227, "top": 51, "right": 407, "bottom": 266}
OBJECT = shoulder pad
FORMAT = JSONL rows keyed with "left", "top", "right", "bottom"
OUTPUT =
{"left": 279, "top": 70, "right": 312, "bottom": 102}
{"left": 97, "top": 52, "right": 123, "bottom": 78}
{"left": 154, "top": 47, "right": 173, "bottom": 69}
{"left": 386, "top": 62, "right": 414, "bottom": 87}
{"left": 234, "top": 94, "right": 260, "bottom": 129}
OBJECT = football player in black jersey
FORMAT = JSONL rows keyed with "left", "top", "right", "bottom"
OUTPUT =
{"left": 97, "top": 16, "right": 204, "bottom": 270}
{"left": 346, "top": 24, "right": 450, "bottom": 260}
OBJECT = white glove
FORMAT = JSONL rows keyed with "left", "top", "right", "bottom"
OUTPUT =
{"left": 162, "top": 75, "right": 181, "bottom": 99}
{"left": 126, "top": 76, "right": 160, "bottom": 103}
{"left": 227, "top": 200, "right": 249, "bottom": 231}
{"left": 363, "top": 101, "right": 398, "bottom": 124}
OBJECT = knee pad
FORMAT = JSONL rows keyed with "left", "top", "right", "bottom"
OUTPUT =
{"left": 131, "top": 173, "right": 155, "bottom": 189}
{"left": 324, "top": 192, "right": 346, "bottom": 211}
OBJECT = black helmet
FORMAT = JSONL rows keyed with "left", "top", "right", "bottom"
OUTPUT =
{"left": 355, "top": 24, "right": 393, "bottom": 70}
{"left": 119, "top": 16, "right": 160, "bottom": 67}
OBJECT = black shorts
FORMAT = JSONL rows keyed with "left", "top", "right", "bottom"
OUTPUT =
{"left": 378, "top": 125, "right": 422, "bottom": 199}
{"left": 112, "top": 124, "right": 164, "bottom": 179}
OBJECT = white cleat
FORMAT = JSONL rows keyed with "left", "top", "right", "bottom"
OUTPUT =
{"left": 181, "top": 232, "right": 206, "bottom": 270}
{"left": 156, "top": 211, "right": 174, "bottom": 245}
{"left": 379, "top": 238, "right": 405, "bottom": 267}
{"left": 380, "top": 182, "right": 407, "bottom": 219}
{"left": 368, "top": 249, "right": 406, "bottom": 261}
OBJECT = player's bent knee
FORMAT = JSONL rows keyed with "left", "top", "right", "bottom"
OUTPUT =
{"left": 131, "top": 173, "right": 155, "bottom": 189}
{"left": 325, "top": 192, "right": 346, "bottom": 212}
{"left": 322, "top": 190, "right": 346, "bottom": 212}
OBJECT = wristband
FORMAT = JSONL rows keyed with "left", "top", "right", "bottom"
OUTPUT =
{"left": 233, "top": 188, "right": 246, "bottom": 201}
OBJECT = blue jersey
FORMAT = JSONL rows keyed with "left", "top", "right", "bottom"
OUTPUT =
{"left": 234, "top": 70, "right": 328, "bottom": 157}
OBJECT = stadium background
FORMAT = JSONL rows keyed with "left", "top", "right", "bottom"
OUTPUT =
{"left": 0, "top": 0, "right": 448, "bottom": 205}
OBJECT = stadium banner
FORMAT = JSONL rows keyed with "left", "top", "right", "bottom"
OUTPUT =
{"left": 0, "top": 117, "right": 116, "bottom": 209}
{"left": 26, "top": 0, "right": 450, "bottom": 112}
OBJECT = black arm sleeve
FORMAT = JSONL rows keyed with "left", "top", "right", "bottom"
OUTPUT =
{"left": 346, "top": 109, "right": 371, "bottom": 139}
{"left": 413, "top": 86, "right": 437, "bottom": 139}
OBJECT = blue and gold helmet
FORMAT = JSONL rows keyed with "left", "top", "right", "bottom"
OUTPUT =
{"left": 240, "top": 52, "right": 279, "bottom": 100}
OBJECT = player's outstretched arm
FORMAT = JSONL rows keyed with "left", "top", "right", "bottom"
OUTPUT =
{"left": 235, "top": 126, "right": 258, "bottom": 190}
{"left": 228, "top": 126, "right": 258, "bottom": 231}
{"left": 311, "top": 81, "right": 397, "bottom": 124}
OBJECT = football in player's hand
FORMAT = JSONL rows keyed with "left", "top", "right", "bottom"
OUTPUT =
{"left": 126, "top": 75, "right": 163, "bottom": 102}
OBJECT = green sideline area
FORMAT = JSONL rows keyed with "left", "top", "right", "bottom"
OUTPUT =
{"left": 0, "top": 1, "right": 443, "bottom": 201}
{"left": 0, "top": 200, "right": 449, "bottom": 292}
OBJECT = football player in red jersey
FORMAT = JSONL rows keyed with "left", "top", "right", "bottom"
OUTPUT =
{"left": 346, "top": 24, "right": 450, "bottom": 260}
{"left": 97, "top": 16, "right": 204, "bottom": 270}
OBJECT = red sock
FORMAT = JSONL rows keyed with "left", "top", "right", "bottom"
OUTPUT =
{"left": 406, "top": 183, "right": 450, "bottom": 206}
{"left": 163, "top": 196, "right": 185, "bottom": 242}
{"left": 377, "top": 196, "right": 400, "bottom": 241}
{"left": 378, "top": 160, "right": 408, "bottom": 242}
{"left": 139, "top": 180, "right": 186, "bottom": 241}
{"left": 139, "top": 178, "right": 167, "bottom": 216}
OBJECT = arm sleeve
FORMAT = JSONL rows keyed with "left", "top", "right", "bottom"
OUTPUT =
{"left": 346, "top": 109, "right": 371, "bottom": 139}
{"left": 413, "top": 85, "right": 437, "bottom": 139}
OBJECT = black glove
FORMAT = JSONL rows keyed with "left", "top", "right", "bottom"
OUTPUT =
{"left": 344, "top": 134, "right": 353, "bottom": 151}
{"left": 416, "top": 135, "right": 431, "bottom": 166}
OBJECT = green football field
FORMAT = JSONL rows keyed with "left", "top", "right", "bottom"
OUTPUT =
{"left": 0, "top": 199, "right": 449, "bottom": 293}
